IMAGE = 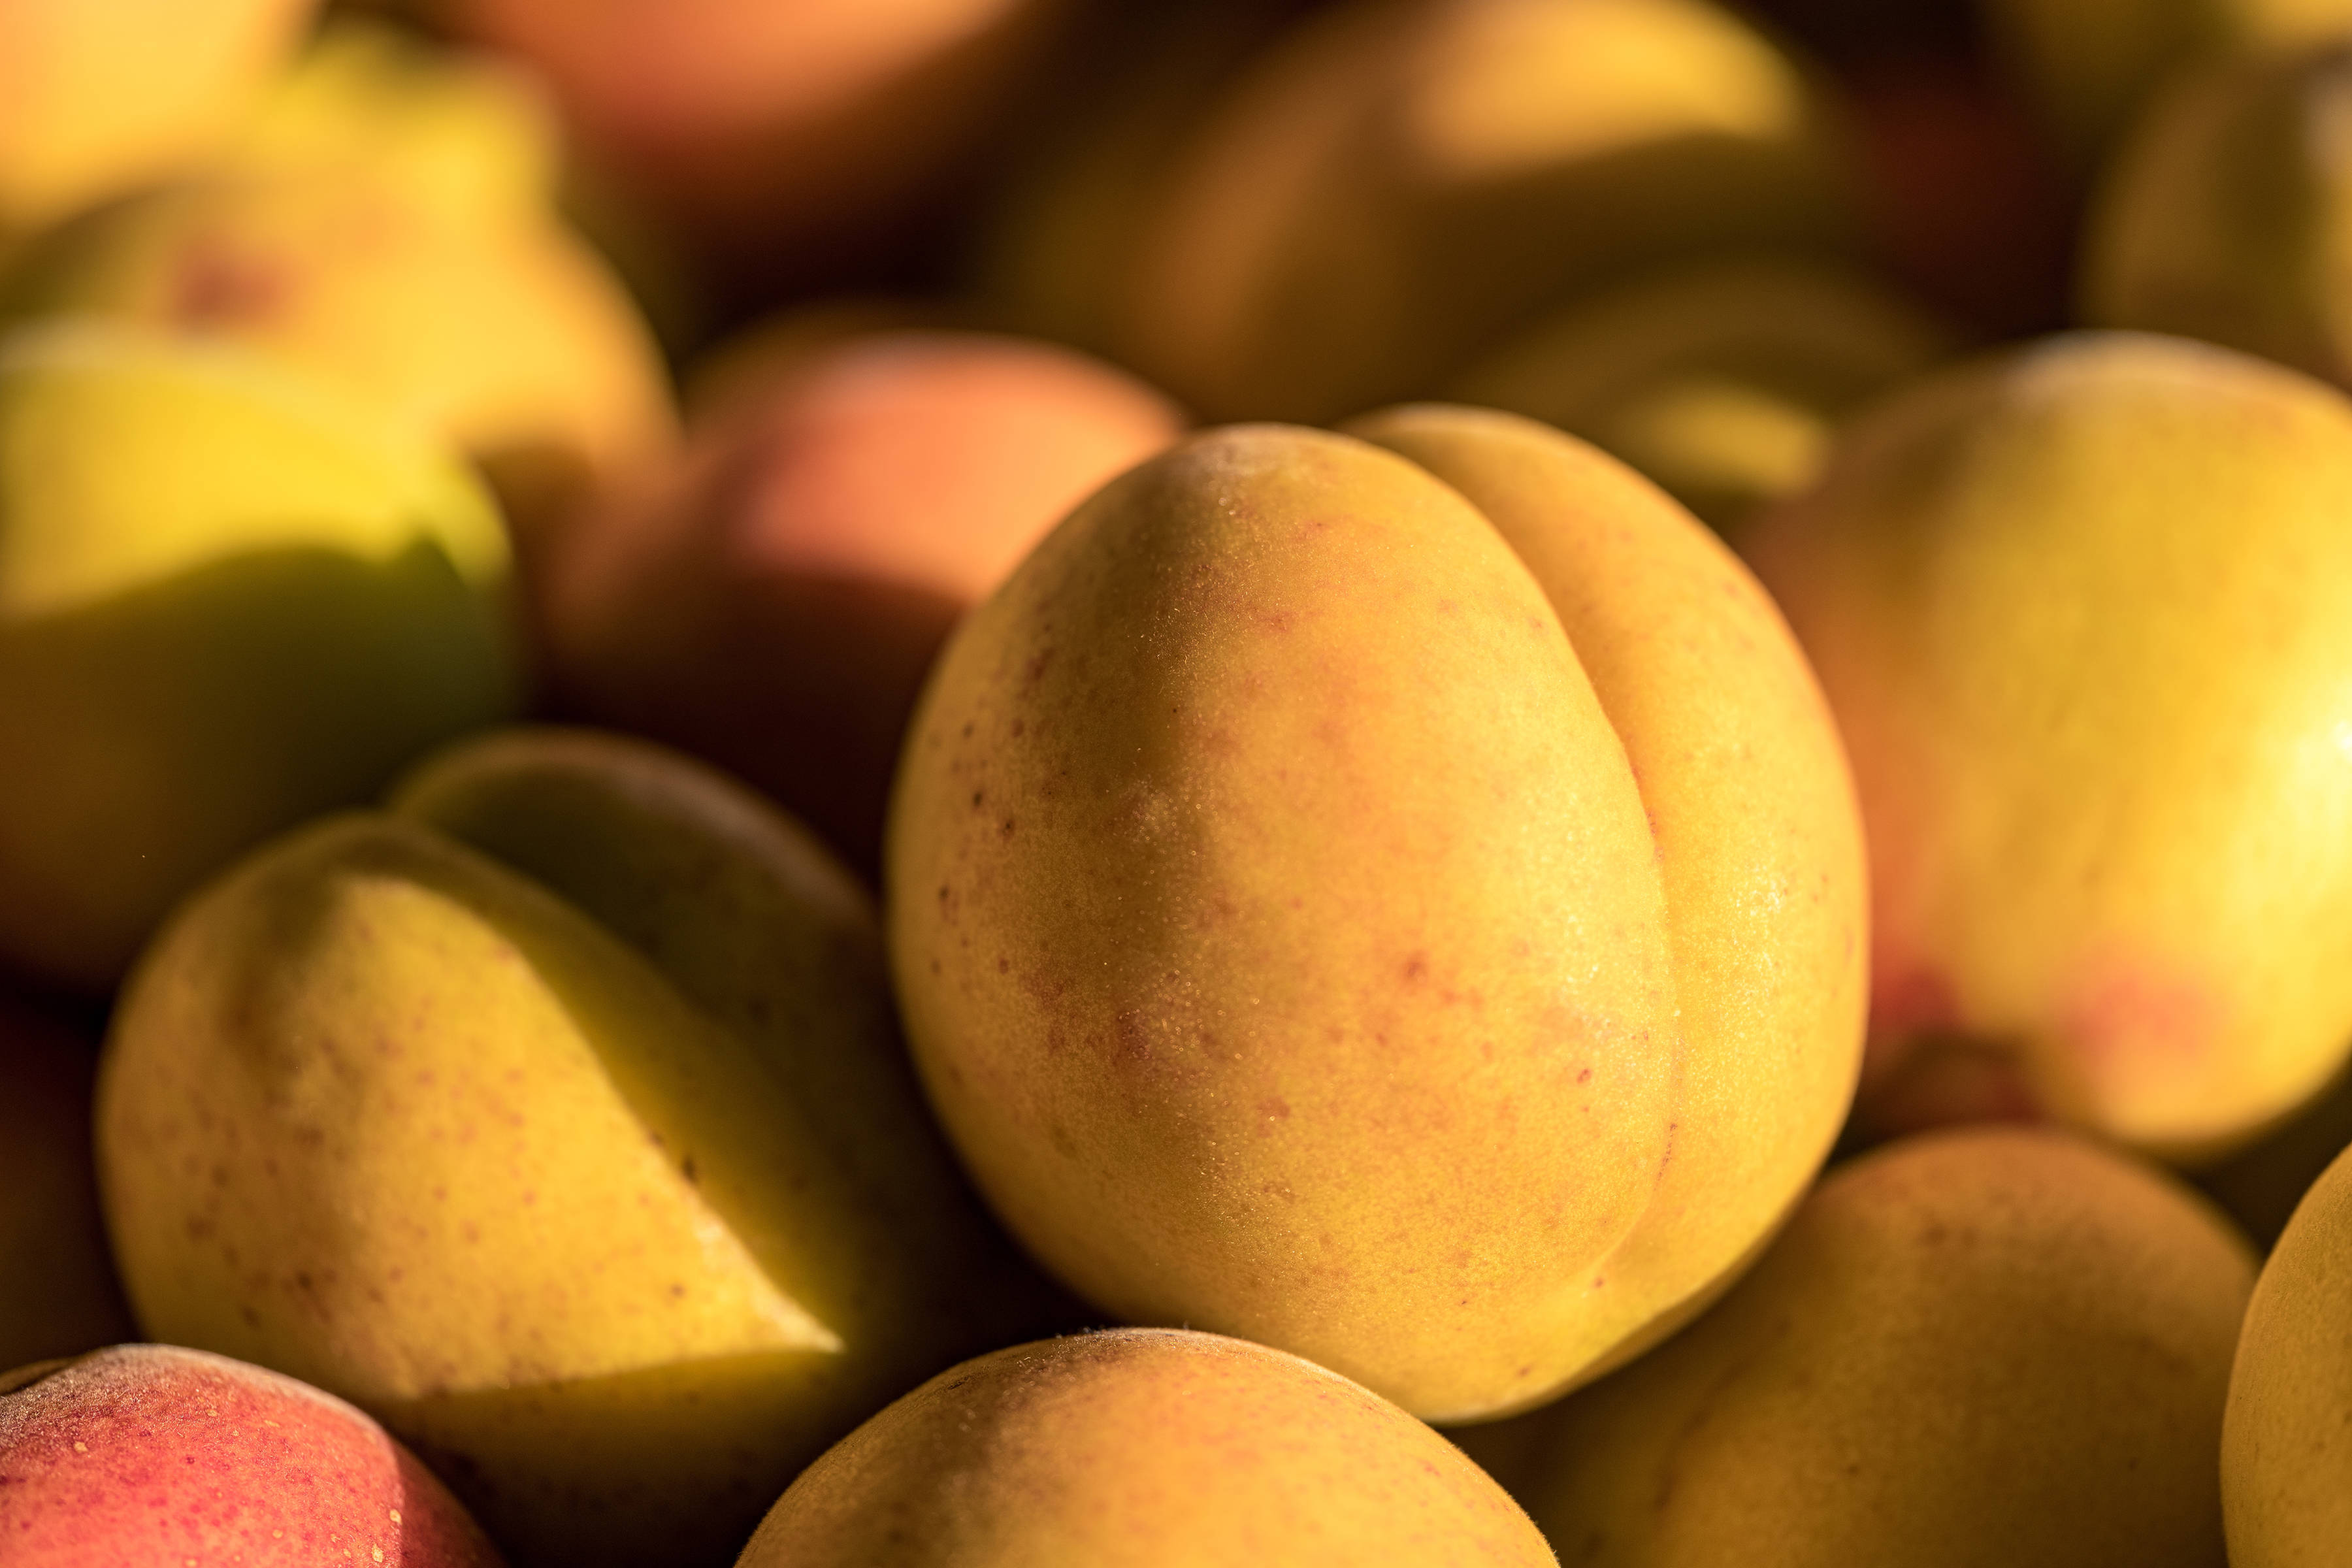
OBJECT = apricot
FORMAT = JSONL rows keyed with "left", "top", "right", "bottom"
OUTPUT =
{"left": 0, "top": 0, "right": 315, "bottom": 234}
{"left": 2082, "top": 41, "right": 2352, "bottom": 393}
{"left": 540, "top": 325, "right": 1183, "bottom": 874}
{"left": 1982, "top": 0, "right": 2352, "bottom": 166}
{"left": 1742, "top": 331, "right": 2352, "bottom": 1159}
{"left": 1447, "top": 254, "right": 1953, "bottom": 532}
{"left": 1515, "top": 1127, "right": 2253, "bottom": 1567}
{"left": 889, "top": 408, "right": 1865, "bottom": 1420}
{"left": 0, "top": 29, "right": 679, "bottom": 548}
{"left": 736, "top": 1329, "right": 1554, "bottom": 1567}
{"left": 1108, "top": 0, "right": 1859, "bottom": 422}
{"left": 2223, "top": 1136, "right": 2352, "bottom": 1563}
{"left": 0, "top": 1344, "right": 504, "bottom": 1568}
{"left": 97, "top": 728, "right": 1059, "bottom": 1568}
{"left": 431, "top": 0, "right": 1077, "bottom": 290}
{"left": 0, "top": 322, "right": 518, "bottom": 990}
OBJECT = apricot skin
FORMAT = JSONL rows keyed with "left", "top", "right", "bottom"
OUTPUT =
{"left": 540, "top": 328, "right": 1182, "bottom": 875}
{"left": 0, "top": 1344, "right": 504, "bottom": 1568}
{"left": 736, "top": 1330, "right": 1555, "bottom": 1568}
{"left": 888, "top": 411, "right": 1863, "bottom": 1420}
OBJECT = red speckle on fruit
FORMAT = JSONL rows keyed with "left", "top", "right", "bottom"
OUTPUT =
{"left": 171, "top": 241, "right": 287, "bottom": 325}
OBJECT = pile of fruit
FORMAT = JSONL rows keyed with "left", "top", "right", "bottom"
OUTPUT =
{"left": 8, "top": 0, "right": 2352, "bottom": 1563}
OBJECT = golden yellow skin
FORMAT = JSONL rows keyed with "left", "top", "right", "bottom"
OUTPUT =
{"left": 0, "top": 0, "right": 315, "bottom": 234}
{"left": 2224, "top": 1139, "right": 2352, "bottom": 1565}
{"left": 1746, "top": 332, "right": 2352, "bottom": 1159}
{"left": 1983, "top": 0, "right": 2352, "bottom": 166}
{"left": 1, "top": 26, "right": 676, "bottom": 542}
{"left": 889, "top": 409, "right": 1863, "bottom": 1420}
{"left": 2082, "top": 42, "right": 2352, "bottom": 393}
{"left": 737, "top": 1329, "right": 1556, "bottom": 1567}
{"left": 1111, "top": 0, "right": 1856, "bottom": 424}
{"left": 99, "top": 730, "right": 1059, "bottom": 1568}
{"left": 1447, "top": 255, "right": 1955, "bottom": 533}
{"left": 1516, "top": 1127, "right": 2255, "bottom": 1567}
{"left": 0, "top": 323, "right": 516, "bottom": 990}
{"left": 231, "top": 19, "right": 563, "bottom": 225}
{"left": 1, "top": 180, "right": 676, "bottom": 546}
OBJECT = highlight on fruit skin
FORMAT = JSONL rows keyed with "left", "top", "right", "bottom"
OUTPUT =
{"left": 1742, "top": 329, "right": 2352, "bottom": 1162}
{"left": 0, "top": 1343, "right": 507, "bottom": 1568}
{"left": 733, "top": 1328, "right": 1556, "bottom": 1568}
{"left": 887, "top": 404, "right": 1866, "bottom": 1423}
{"left": 2223, "top": 1136, "right": 2352, "bottom": 1565}
{"left": 1507, "top": 1126, "right": 2255, "bottom": 1567}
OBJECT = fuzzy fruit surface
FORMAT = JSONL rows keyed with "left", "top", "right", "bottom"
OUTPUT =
{"left": 737, "top": 1328, "right": 1554, "bottom": 1567}
{"left": 1518, "top": 1126, "right": 2254, "bottom": 1567}
{"left": 2223, "top": 1135, "right": 2352, "bottom": 1564}
{"left": 888, "top": 408, "right": 1865, "bottom": 1420}
{"left": 0, "top": 1343, "right": 502, "bottom": 1568}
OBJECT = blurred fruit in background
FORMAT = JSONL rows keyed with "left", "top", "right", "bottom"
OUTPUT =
{"left": 0, "top": 20, "right": 678, "bottom": 557}
{"left": 990, "top": 0, "right": 1861, "bottom": 425}
{"left": 1744, "top": 331, "right": 2352, "bottom": 1162}
{"left": 973, "top": 0, "right": 1343, "bottom": 363}
{"left": 0, "top": 323, "right": 518, "bottom": 992}
{"left": 537, "top": 321, "right": 1184, "bottom": 878}
{"left": 0, "top": 1345, "right": 508, "bottom": 1568}
{"left": 890, "top": 409, "right": 1865, "bottom": 1421}
{"left": 1508, "top": 1128, "right": 2253, "bottom": 1567}
{"left": 1446, "top": 252, "right": 1957, "bottom": 533}
{"left": 0, "top": 993, "right": 135, "bottom": 1373}
{"left": 97, "top": 728, "right": 1071, "bottom": 1568}
{"left": 2083, "top": 40, "right": 2352, "bottom": 393}
{"left": 735, "top": 1330, "right": 1556, "bottom": 1568}
{"left": 418, "top": 0, "right": 1086, "bottom": 317}
{"left": 20, "top": 0, "right": 2352, "bottom": 1558}
{"left": 0, "top": 0, "right": 318, "bottom": 240}
{"left": 1980, "top": 0, "right": 2352, "bottom": 170}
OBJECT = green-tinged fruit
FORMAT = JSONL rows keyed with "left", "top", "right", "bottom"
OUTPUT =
{"left": 99, "top": 728, "right": 1064, "bottom": 1568}
{"left": 0, "top": 322, "right": 515, "bottom": 990}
